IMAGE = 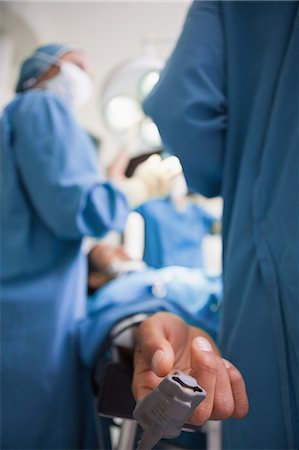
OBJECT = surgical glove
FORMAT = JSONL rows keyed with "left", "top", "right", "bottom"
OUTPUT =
{"left": 134, "top": 154, "right": 183, "bottom": 198}
{"left": 157, "top": 156, "right": 184, "bottom": 196}
{"left": 113, "top": 176, "right": 154, "bottom": 209}
{"left": 115, "top": 155, "right": 182, "bottom": 208}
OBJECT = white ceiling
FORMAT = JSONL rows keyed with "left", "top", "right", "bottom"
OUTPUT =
{"left": 1, "top": 1, "right": 190, "bottom": 162}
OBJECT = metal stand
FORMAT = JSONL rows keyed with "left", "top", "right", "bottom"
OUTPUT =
{"left": 206, "top": 421, "right": 221, "bottom": 450}
{"left": 115, "top": 419, "right": 138, "bottom": 450}
{"left": 114, "top": 419, "right": 221, "bottom": 450}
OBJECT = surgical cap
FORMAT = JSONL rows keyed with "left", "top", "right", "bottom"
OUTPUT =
{"left": 16, "top": 44, "right": 74, "bottom": 93}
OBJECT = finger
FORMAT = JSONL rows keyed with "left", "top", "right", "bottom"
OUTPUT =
{"left": 159, "top": 156, "right": 182, "bottom": 178}
{"left": 132, "top": 348, "right": 164, "bottom": 400}
{"left": 135, "top": 314, "right": 176, "bottom": 377}
{"left": 189, "top": 337, "right": 218, "bottom": 426}
{"left": 135, "top": 154, "right": 161, "bottom": 178}
{"left": 224, "top": 359, "right": 249, "bottom": 418}
{"left": 144, "top": 154, "right": 162, "bottom": 169}
{"left": 210, "top": 359, "right": 234, "bottom": 420}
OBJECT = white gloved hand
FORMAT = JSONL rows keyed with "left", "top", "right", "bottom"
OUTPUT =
{"left": 113, "top": 154, "right": 182, "bottom": 208}
{"left": 156, "top": 156, "right": 183, "bottom": 196}
{"left": 134, "top": 154, "right": 182, "bottom": 197}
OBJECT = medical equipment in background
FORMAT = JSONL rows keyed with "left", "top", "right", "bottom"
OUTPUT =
{"left": 100, "top": 41, "right": 164, "bottom": 155}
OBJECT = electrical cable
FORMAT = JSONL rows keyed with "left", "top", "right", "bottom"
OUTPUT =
{"left": 133, "top": 371, "right": 206, "bottom": 450}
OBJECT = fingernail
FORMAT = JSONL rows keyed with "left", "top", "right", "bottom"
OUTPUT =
{"left": 194, "top": 337, "right": 213, "bottom": 352}
{"left": 152, "top": 349, "right": 165, "bottom": 370}
{"left": 223, "top": 359, "right": 232, "bottom": 369}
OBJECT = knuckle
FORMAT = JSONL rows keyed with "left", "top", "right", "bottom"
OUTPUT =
{"left": 198, "top": 357, "right": 218, "bottom": 375}
{"left": 139, "top": 318, "right": 152, "bottom": 334}
{"left": 190, "top": 406, "right": 211, "bottom": 426}
{"left": 213, "top": 396, "right": 234, "bottom": 419}
{"left": 233, "top": 399, "right": 249, "bottom": 418}
{"left": 229, "top": 367, "right": 244, "bottom": 384}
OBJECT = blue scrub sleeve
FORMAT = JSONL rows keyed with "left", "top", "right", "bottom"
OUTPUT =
{"left": 143, "top": 1, "right": 226, "bottom": 198}
{"left": 12, "top": 92, "right": 128, "bottom": 239}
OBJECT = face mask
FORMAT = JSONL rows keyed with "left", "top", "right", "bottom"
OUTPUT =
{"left": 43, "top": 62, "right": 93, "bottom": 108}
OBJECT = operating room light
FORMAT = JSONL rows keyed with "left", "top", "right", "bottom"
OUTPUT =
{"left": 104, "top": 95, "right": 143, "bottom": 134}
{"left": 139, "top": 70, "right": 160, "bottom": 99}
{"left": 100, "top": 52, "right": 164, "bottom": 149}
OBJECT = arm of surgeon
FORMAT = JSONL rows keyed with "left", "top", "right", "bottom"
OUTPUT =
{"left": 132, "top": 312, "right": 249, "bottom": 426}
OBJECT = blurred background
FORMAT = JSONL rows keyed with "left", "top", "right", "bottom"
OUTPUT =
{"left": 0, "top": 2, "right": 188, "bottom": 159}
{"left": 0, "top": 1, "right": 222, "bottom": 272}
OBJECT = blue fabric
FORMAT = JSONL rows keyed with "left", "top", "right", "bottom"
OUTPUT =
{"left": 16, "top": 44, "right": 73, "bottom": 93}
{"left": 79, "top": 267, "right": 222, "bottom": 366}
{"left": 143, "top": 2, "right": 299, "bottom": 449}
{"left": 136, "top": 197, "right": 214, "bottom": 268}
{"left": 0, "top": 89, "right": 129, "bottom": 449}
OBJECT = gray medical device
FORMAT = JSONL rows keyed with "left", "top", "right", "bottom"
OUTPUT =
{"left": 133, "top": 371, "right": 206, "bottom": 450}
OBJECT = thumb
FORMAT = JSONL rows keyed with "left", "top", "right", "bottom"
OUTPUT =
{"left": 136, "top": 318, "right": 175, "bottom": 377}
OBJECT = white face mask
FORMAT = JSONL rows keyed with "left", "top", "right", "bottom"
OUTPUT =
{"left": 43, "top": 62, "right": 93, "bottom": 108}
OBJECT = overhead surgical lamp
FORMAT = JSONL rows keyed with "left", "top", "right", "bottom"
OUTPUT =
{"left": 101, "top": 46, "right": 164, "bottom": 151}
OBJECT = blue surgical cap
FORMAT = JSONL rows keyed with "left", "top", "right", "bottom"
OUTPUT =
{"left": 16, "top": 43, "right": 74, "bottom": 93}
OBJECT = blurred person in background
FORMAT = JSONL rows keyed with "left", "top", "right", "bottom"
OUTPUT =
{"left": 84, "top": 242, "right": 221, "bottom": 348}
{"left": 0, "top": 43, "right": 181, "bottom": 449}
{"left": 135, "top": 173, "right": 219, "bottom": 270}
{"left": 109, "top": 148, "right": 220, "bottom": 270}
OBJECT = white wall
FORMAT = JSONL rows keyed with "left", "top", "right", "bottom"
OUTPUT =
{"left": 1, "top": 1, "right": 190, "bottom": 164}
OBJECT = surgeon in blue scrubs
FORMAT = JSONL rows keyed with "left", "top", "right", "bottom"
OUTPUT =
{"left": 132, "top": 2, "right": 299, "bottom": 449}
{"left": 135, "top": 187, "right": 216, "bottom": 270}
{"left": 0, "top": 44, "right": 132, "bottom": 449}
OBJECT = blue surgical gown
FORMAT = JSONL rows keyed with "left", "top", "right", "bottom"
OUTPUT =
{"left": 136, "top": 197, "right": 214, "bottom": 269}
{"left": 0, "top": 90, "right": 129, "bottom": 449}
{"left": 80, "top": 267, "right": 221, "bottom": 366}
{"left": 143, "top": 2, "right": 299, "bottom": 449}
